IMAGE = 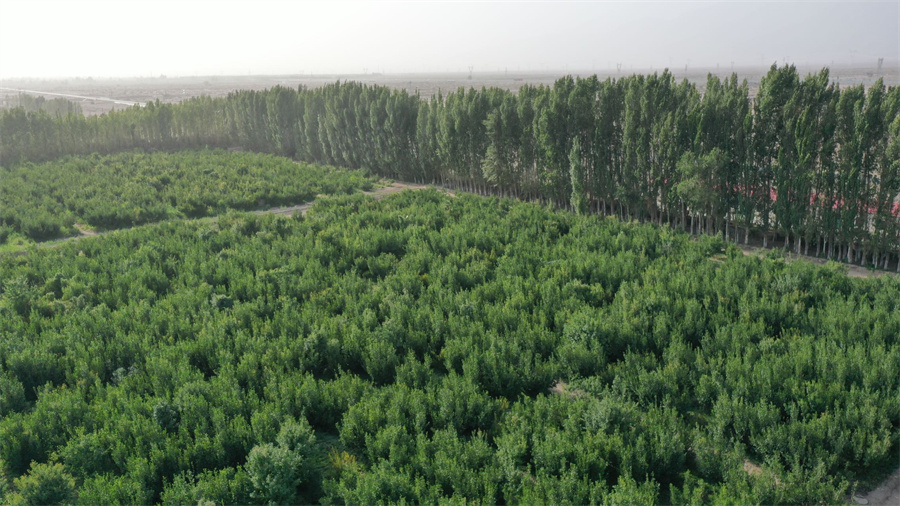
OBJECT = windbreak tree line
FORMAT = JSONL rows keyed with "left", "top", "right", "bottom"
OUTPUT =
{"left": 1, "top": 64, "right": 898, "bottom": 268}
{"left": 0, "top": 191, "right": 898, "bottom": 504}
{"left": 0, "top": 150, "right": 373, "bottom": 243}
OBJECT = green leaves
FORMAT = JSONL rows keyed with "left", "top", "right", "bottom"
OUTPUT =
{"left": 675, "top": 148, "right": 726, "bottom": 223}
{"left": 6, "top": 462, "right": 77, "bottom": 506}
{"left": 3, "top": 67, "right": 898, "bottom": 265}
{"left": 569, "top": 137, "right": 587, "bottom": 215}
{"left": 0, "top": 150, "right": 374, "bottom": 242}
{"left": 0, "top": 190, "right": 897, "bottom": 504}
{"left": 246, "top": 444, "right": 304, "bottom": 504}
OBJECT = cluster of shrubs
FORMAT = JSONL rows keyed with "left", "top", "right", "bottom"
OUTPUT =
{"left": 1, "top": 190, "right": 897, "bottom": 503}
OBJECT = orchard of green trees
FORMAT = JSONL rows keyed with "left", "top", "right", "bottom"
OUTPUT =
{"left": 0, "top": 150, "right": 373, "bottom": 243}
{"left": 2, "top": 65, "right": 898, "bottom": 269}
{"left": 1, "top": 190, "right": 898, "bottom": 504}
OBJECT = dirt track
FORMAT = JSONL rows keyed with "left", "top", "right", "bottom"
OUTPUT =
{"left": 252, "top": 182, "right": 435, "bottom": 217}
{"left": 736, "top": 244, "right": 898, "bottom": 279}
{"left": 855, "top": 468, "right": 900, "bottom": 505}
{"left": 12, "top": 181, "right": 895, "bottom": 281}
{"left": 17, "top": 182, "right": 434, "bottom": 252}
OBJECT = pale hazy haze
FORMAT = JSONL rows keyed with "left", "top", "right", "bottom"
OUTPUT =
{"left": 0, "top": 0, "right": 897, "bottom": 79}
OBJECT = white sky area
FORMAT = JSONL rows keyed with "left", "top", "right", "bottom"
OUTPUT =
{"left": 0, "top": 0, "right": 897, "bottom": 78}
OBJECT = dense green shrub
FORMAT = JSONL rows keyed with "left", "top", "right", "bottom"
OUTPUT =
{"left": 0, "top": 149, "right": 373, "bottom": 241}
{"left": 0, "top": 190, "right": 896, "bottom": 503}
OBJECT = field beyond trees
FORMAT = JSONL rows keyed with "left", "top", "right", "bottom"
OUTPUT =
{"left": 1, "top": 190, "right": 898, "bottom": 504}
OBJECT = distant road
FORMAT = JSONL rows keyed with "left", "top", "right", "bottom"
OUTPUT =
{"left": 0, "top": 87, "right": 144, "bottom": 107}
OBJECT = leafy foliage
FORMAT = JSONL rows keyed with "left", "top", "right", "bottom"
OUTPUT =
{"left": 3, "top": 66, "right": 897, "bottom": 267}
{"left": 0, "top": 190, "right": 896, "bottom": 503}
{"left": 0, "top": 149, "right": 373, "bottom": 242}
{"left": 6, "top": 463, "right": 77, "bottom": 505}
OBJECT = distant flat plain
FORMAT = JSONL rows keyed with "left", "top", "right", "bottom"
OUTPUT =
{"left": 1, "top": 63, "right": 897, "bottom": 116}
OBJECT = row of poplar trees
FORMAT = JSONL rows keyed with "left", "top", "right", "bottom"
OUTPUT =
{"left": 1, "top": 64, "right": 898, "bottom": 268}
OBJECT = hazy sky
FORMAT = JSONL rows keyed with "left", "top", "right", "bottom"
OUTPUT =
{"left": 0, "top": 0, "right": 897, "bottom": 78}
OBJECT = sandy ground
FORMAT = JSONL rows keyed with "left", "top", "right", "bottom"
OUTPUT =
{"left": 73, "top": 223, "right": 97, "bottom": 237}
{"left": 253, "top": 182, "right": 438, "bottom": 217}
{"left": 854, "top": 468, "right": 900, "bottom": 505}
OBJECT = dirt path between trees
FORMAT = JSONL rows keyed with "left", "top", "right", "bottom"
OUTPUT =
{"left": 736, "top": 244, "right": 897, "bottom": 279}
{"left": 853, "top": 468, "right": 900, "bottom": 505}
{"left": 12, "top": 181, "right": 895, "bottom": 281}
{"left": 73, "top": 223, "right": 98, "bottom": 237}
{"left": 252, "top": 182, "right": 436, "bottom": 217}
{"left": 13, "top": 182, "right": 434, "bottom": 253}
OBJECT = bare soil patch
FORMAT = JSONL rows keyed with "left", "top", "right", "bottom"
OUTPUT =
{"left": 73, "top": 223, "right": 98, "bottom": 237}
{"left": 854, "top": 468, "right": 900, "bottom": 506}
{"left": 743, "top": 460, "right": 782, "bottom": 485}
{"left": 253, "top": 182, "right": 443, "bottom": 217}
{"left": 548, "top": 380, "right": 586, "bottom": 399}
